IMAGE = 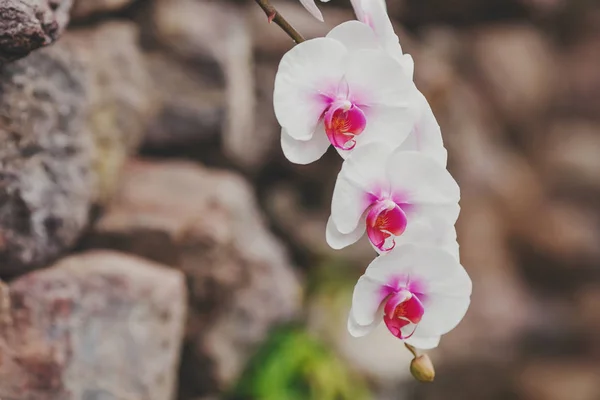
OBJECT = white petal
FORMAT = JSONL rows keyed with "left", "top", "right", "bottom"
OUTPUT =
{"left": 366, "top": 244, "right": 472, "bottom": 298}
{"left": 330, "top": 176, "right": 369, "bottom": 234}
{"left": 399, "top": 54, "right": 415, "bottom": 80}
{"left": 326, "top": 21, "right": 380, "bottom": 52}
{"left": 410, "top": 203, "right": 461, "bottom": 230}
{"left": 339, "top": 141, "right": 390, "bottom": 191}
{"left": 364, "top": 244, "right": 472, "bottom": 336}
{"left": 281, "top": 127, "right": 330, "bottom": 165}
{"left": 396, "top": 92, "right": 447, "bottom": 165}
{"left": 325, "top": 217, "right": 366, "bottom": 249}
{"left": 347, "top": 309, "right": 382, "bottom": 337}
{"left": 361, "top": 0, "right": 402, "bottom": 57}
{"left": 398, "top": 216, "right": 460, "bottom": 260}
{"left": 404, "top": 334, "right": 441, "bottom": 350}
{"left": 343, "top": 50, "right": 414, "bottom": 108}
{"left": 385, "top": 150, "right": 460, "bottom": 205}
{"left": 351, "top": 275, "right": 389, "bottom": 326}
{"left": 352, "top": 90, "right": 423, "bottom": 152}
{"left": 274, "top": 38, "right": 346, "bottom": 140}
{"left": 331, "top": 142, "right": 390, "bottom": 233}
{"left": 417, "top": 293, "right": 470, "bottom": 337}
{"left": 350, "top": 0, "right": 367, "bottom": 21}
{"left": 363, "top": 244, "right": 417, "bottom": 284}
{"left": 299, "top": 0, "right": 324, "bottom": 21}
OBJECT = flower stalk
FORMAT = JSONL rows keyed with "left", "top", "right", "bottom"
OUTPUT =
{"left": 254, "top": 0, "right": 305, "bottom": 44}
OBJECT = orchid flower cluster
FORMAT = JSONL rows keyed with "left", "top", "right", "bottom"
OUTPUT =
{"left": 270, "top": 0, "right": 472, "bottom": 366}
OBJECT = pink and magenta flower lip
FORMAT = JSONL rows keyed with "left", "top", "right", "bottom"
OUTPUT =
{"left": 383, "top": 289, "right": 425, "bottom": 339}
{"left": 366, "top": 199, "right": 408, "bottom": 252}
{"left": 323, "top": 99, "right": 367, "bottom": 150}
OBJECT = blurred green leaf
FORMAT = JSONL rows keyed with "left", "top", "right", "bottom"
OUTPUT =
{"left": 229, "top": 326, "right": 370, "bottom": 400}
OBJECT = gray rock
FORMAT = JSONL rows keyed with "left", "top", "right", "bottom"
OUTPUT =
{"left": 82, "top": 159, "right": 302, "bottom": 398}
{"left": 0, "top": 43, "right": 93, "bottom": 278}
{"left": 71, "top": 0, "right": 134, "bottom": 19}
{"left": 149, "top": 0, "right": 275, "bottom": 169}
{"left": 0, "top": 21, "right": 154, "bottom": 277}
{"left": 142, "top": 51, "right": 225, "bottom": 151}
{"left": 0, "top": 0, "right": 73, "bottom": 64}
{"left": 62, "top": 22, "right": 155, "bottom": 204}
{"left": 0, "top": 250, "right": 187, "bottom": 400}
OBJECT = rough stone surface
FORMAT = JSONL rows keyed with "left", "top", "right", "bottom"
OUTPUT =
{"left": 0, "top": 21, "right": 154, "bottom": 277}
{"left": 82, "top": 159, "right": 302, "bottom": 398}
{"left": 142, "top": 51, "right": 225, "bottom": 152}
{"left": 0, "top": 0, "right": 73, "bottom": 64}
{"left": 0, "top": 250, "right": 187, "bottom": 400}
{"left": 149, "top": 0, "right": 275, "bottom": 168}
{"left": 71, "top": 0, "right": 133, "bottom": 19}
{"left": 0, "top": 44, "right": 93, "bottom": 278}
{"left": 63, "top": 22, "right": 155, "bottom": 203}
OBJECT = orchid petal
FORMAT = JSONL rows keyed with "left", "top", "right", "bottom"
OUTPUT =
{"left": 330, "top": 177, "right": 370, "bottom": 235}
{"left": 331, "top": 143, "right": 390, "bottom": 234}
{"left": 343, "top": 50, "right": 414, "bottom": 108}
{"left": 325, "top": 217, "right": 366, "bottom": 250}
{"left": 385, "top": 150, "right": 460, "bottom": 206}
{"left": 417, "top": 293, "right": 471, "bottom": 337}
{"left": 299, "top": 0, "right": 324, "bottom": 21}
{"left": 358, "top": 0, "right": 402, "bottom": 56}
{"left": 399, "top": 54, "right": 415, "bottom": 80}
{"left": 338, "top": 141, "right": 390, "bottom": 193}
{"left": 397, "top": 216, "right": 460, "bottom": 260}
{"left": 395, "top": 92, "right": 447, "bottom": 165}
{"left": 351, "top": 95, "right": 422, "bottom": 154}
{"left": 326, "top": 20, "right": 380, "bottom": 52}
{"left": 365, "top": 244, "right": 471, "bottom": 299}
{"left": 281, "top": 127, "right": 330, "bottom": 165}
{"left": 347, "top": 308, "right": 383, "bottom": 338}
{"left": 274, "top": 38, "right": 346, "bottom": 140}
{"left": 350, "top": 0, "right": 409, "bottom": 70}
{"left": 351, "top": 275, "right": 393, "bottom": 326}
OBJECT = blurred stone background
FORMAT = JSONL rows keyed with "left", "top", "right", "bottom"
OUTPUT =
{"left": 0, "top": 0, "right": 599, "bottom": 399}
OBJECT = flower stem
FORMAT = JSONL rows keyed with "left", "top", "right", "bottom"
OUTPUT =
{"left": 405, "top": 343, "right": 418, "bottom": 358}
{"left": 254, "top": 0, "right": 305, "bottom": 44}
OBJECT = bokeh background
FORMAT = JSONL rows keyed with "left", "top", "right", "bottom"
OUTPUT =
{"left": 0, "top": 0, "right": 599, "bottom": 399}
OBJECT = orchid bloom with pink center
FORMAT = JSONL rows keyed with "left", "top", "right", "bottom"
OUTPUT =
{"left": 348, "top": 244, "right": 472, "bottom": 349}
{"left": 274, "top": 22, "right": 422, "bottom": 165}
{"left": 299, "top": 0, "right": 330, "bottom": 22}
{"left": 326, "top": 143, "right": 460, "bottom": 253}
{"left": 349, "top": 0, "right": 415, "bottom": 78}
{"left": 321, "top": 21, "right": 449, "bottom": 166}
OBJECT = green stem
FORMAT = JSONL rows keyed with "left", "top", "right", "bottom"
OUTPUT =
{"left": 404, "top": 343, "right": 418, "bottom": 358}
{"left": 254, "top": 0, "right": 305, "bottom": 44}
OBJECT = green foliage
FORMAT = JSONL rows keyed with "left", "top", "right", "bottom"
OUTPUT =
{"left": 229, "top": 326, "right": 370, "bottom": 400}
{"left": 305, "top": 255, "right": 363, "bottom": 299}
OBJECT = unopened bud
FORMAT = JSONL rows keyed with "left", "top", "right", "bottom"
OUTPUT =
{"left": 410, "top": 354, "right": 435, "bottom": 382}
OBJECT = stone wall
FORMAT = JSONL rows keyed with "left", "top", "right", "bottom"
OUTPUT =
{"left": 0, "top": 0, "right": 599, "bottom": 399}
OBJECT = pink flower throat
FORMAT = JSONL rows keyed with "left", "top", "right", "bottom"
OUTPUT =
{"left": 323, "top": 99, "right": 367, "bottom": 150}
{"left": 383, "top": 290, "right": 424, "bottom": 339}
{"left": 366, "top": 199, "right": 408, "bottom": 252}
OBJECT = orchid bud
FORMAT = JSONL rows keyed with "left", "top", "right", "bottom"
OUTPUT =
{"left": 410, "top": 354, "right": 435, "bottom": 383}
